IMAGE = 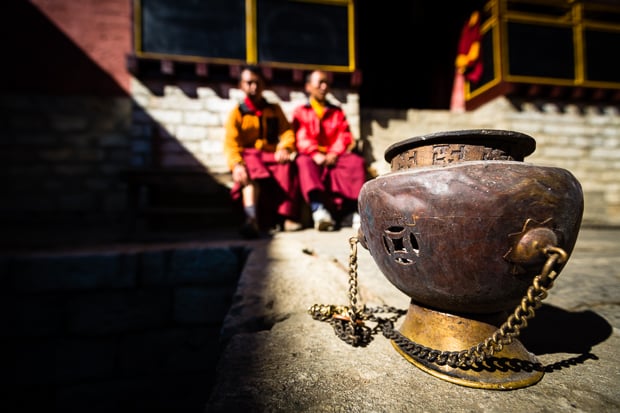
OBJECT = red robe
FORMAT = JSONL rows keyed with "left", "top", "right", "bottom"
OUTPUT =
{"left": 292, "top": 102, "right": 365, "bottom": 214}
{"left": 226, "top": 98, "right": 300, "bottom": 229}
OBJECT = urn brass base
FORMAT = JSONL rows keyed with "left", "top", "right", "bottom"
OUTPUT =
{"left": 392, "top": 302, "right": 544, "bottom": 390}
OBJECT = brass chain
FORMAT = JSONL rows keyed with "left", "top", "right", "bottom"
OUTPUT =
{"left": 308, "top": 237, "right": 568, "bottom": 367}
{"left": 346, "top": 236, "right": 361, "bottom": 321}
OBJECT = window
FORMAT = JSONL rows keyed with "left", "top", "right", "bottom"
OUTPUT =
{"left": 467, "top": 0, "right": 620, "bottom": 108}
{"left": 133, "top": 0, "right": 356, "bottom": 72}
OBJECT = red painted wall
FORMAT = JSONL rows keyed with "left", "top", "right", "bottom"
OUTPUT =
{"left": 3, "top": 0, "right": 132, "bottom": 95}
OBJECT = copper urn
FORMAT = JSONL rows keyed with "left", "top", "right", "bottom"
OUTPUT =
{"left": 357, "top": 129, "right": 584, "bottom": 389}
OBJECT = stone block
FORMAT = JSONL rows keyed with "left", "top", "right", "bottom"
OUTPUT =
{"left": 118, "top": 326, "right": 222, "bottom": 375}
{"left": 49, "top": 115, "right": 89, "bottom": 132}
{"left": 54, "top": 337, "right": 118, "bottom": 382}
{"left": 12, "top": 253, "right": 137, "bottom": 292}
{"left": 8, "top": 295, "right": 64, "bottom": 337}
{"left": 173, "top": 286, "right": 236, "bottom": 324}
{"left": 183, "top": 111, "right": 220, "bottom": 126}
{"left": 169, "top": 247, "right": 242, "bottom": 285}
{"left": 146, "top": 109, "right": 183, "bottom": 125}
{"left": 65, "top": 290, "right": 171, "bottom": 335}
{"left": 140, "top": 250, "right": 170, "bottom": 286}
{"left": 175, "top": 124, "right": 208, "bottom": 140}
{"left": 14, "top": 337, "right": 116, "bottom": 385}
{"left": 54, "top": 373, "right": 211, "bottom": 412}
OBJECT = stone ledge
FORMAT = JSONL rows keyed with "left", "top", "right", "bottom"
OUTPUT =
{"left": 207, "top": 228, "right": 620, "bottom": 412}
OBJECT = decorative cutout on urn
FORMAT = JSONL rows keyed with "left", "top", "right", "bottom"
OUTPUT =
{"left": 382, "top": 226, "right": 420, "bottom": 265}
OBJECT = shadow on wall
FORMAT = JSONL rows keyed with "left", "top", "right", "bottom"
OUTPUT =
{"left": 0, "top": 1, "right": 239, "bottom": 251}
{"left": 0, "top": 1, "right": 126, "bottom": 96}
{"left": 1, "top": 3, "right": 293, "bottom": 412}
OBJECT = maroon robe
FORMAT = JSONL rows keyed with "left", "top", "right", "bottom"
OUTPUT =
{"left": 296, "top": 152, "right": 365, "bottom": 214}
{"left": 230, "top": 148, "right": 300, "bottom": 229}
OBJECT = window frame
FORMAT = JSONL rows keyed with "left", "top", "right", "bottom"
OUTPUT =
{"left": 132, "top": 0, "right": 357, "bottom": 73}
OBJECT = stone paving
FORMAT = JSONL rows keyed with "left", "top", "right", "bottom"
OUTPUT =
{"left": 205, "top": 226, "right": 620, "bottom": 412}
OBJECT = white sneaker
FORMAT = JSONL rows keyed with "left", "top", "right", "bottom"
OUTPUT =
{"left": 352, "top": 212, "right": 361, "bottom": 230}
{"left": 312, "top": 206, "right": 335, "bottom": 231}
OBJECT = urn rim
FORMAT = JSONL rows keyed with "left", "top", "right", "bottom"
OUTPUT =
{"left": 384, "top": 129, "right": 537, "bottom": 163}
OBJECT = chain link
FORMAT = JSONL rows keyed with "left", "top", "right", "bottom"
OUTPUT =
{"left": 308, "top": 236, "right": 568, "bottom": 366}
{"left": 347, "top": 237, "right": 361, "bottom": 322}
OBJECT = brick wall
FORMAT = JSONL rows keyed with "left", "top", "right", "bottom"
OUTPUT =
{"left": 131, "top": 80, "right": 620, "bottom": 228}
{"left": 3, "top": 89, "right": 619, "bottom": 249}
{"left": 28, "top": 0, "right": 133, "bottom": 94}
{"left": 0, "top": 95, "right": 133, "bottom": 238}
{"left": 361, "top": 97, "right": 620, "bottom": 226}
{"left": 130, "top": 78, "right": 361, "bottom": 175}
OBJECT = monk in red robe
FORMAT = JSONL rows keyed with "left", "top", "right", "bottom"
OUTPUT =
{"left": 292, "top": 70, "right": 366, "bottom": 231}
{"left": 224, "top": 65, "right": 302, "bottom": 238}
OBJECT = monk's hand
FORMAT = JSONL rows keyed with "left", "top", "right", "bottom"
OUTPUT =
{"left": 232, "top": 163, "right": 249, "bottom": 186}
{"left": 325, "top": 152, "right": 338, "bottom": 166}
{"left": 275, "top": 148, "right": 292, "bottom": 163}
{"left": 312, "top": 152, "right": 326, "bottom": 166}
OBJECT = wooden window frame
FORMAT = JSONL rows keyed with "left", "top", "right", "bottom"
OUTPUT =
{"left": 466, "top": 0, "right": 620, "bottom": 106}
